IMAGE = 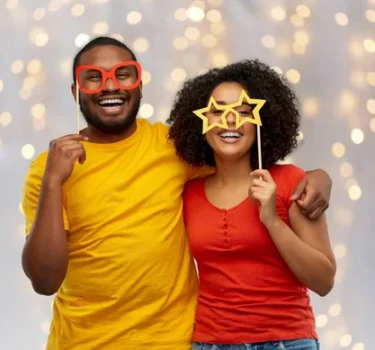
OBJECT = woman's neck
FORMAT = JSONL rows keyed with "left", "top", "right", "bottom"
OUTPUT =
{"left": 212, "top": 155, "right": 253, "bottom": 187}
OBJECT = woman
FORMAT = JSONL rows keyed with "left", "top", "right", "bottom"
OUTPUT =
{"left": 167, "top": 60, "right": 336, "bottom": 350}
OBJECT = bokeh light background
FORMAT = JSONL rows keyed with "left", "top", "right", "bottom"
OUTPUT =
{"left": 1, "top": 0, "right": 374, "bottom": 349}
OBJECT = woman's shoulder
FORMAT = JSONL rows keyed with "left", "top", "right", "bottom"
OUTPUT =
{"left": 270, "top": 163, "right": 306, "bottom": 182}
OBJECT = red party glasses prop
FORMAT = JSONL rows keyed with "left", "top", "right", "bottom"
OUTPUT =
{"left": 76, "top": 61, "right": 142, "bottom": 94}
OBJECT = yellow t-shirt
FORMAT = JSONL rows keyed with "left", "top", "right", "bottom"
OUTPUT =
{"left": 22, "top": 118, "right": 213, "bottom": 350}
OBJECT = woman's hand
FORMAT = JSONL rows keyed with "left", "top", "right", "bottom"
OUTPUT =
{"left": 249, "top": 169, "right": 279, "bottom": 227}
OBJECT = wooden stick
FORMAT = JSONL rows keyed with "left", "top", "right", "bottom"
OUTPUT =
{"left": 257, "top": 124, "right": 262, "bottom": 170}
{"left": 76, "top": 80, "right": 80, "bottom": 134}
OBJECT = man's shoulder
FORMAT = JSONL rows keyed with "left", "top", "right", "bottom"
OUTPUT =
{"left": 26, "top": 152, "right": 48, "bottom": 176}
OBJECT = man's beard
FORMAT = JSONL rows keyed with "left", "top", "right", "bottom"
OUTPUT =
{"left": 80, "top": 97, "right": 140, "bottom": 135}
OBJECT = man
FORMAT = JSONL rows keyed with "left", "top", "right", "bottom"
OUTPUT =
{"left": 22, "top": 37, "right": 332, "bottom": 350}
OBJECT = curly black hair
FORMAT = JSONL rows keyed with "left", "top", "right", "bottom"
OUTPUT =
{"left": 167, "top": 59, "right": 300, "bottom": 169}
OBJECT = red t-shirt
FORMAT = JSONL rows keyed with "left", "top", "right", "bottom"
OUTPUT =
{"left": 183, "top": 164, "right": 318, "bottom": 344}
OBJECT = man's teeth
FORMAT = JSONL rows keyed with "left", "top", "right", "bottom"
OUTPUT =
{"left": 220, "top": 131, "right": 242, "bottom": 138}
{"left": 98, "top": 98, "right": 124, "bottom": 106}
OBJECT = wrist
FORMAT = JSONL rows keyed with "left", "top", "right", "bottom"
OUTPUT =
{"left": 43, "top": 173, "right": 64, "bottom": 190}
{"left": 262, "top": 214, "right": 282, "bottom": 230}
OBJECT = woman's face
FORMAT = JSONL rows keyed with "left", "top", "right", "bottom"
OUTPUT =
{"left": 205, "top": 82, "right": 256, "bottom": 162}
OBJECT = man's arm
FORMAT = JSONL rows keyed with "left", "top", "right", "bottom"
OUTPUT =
{"left": 290, "top": 168, "right": 332, "bottom": 220}
{"left": 22, "top": 134, "right": 87, "bottom": 295}
{"left": 22, "top": 162, "right": 69, "bottom": 296}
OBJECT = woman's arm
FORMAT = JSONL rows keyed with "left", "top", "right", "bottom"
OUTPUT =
{"left": 249, "top": 169, "right": 336, "bottom": 297}
{"left": 265, "top": 205, "right": 336, "bottom": 296}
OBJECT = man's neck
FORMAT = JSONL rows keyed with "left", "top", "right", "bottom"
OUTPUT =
{"left": 82, "top": 122, "right": 137, "bottom": 144}
{"left": 212, "top": 155, "right": 253, "bottom": 187}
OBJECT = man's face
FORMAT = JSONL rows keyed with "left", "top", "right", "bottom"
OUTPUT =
{"left": 72, "top": 45, "right": 142, "bottom": 135}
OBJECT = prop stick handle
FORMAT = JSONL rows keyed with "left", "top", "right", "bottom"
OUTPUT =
{"left": 257, "top": 124, "right": 262, "bottom": 170}
{"left": 75, "top": 80, "right": 80, "bottom": 134}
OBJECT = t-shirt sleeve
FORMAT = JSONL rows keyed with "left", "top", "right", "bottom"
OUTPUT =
{"left": 276, "top": 164, "right": 307, "bottom": 209}
{"left": 187, "top": 165, "right": 215, "bottom": 181}
{"left": 22, "top": 160, "right": 69, "bottom": 237}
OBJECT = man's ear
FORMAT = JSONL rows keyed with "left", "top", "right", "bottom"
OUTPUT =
{"left": 71, "top": 83, "right": 77, "bottom": 102}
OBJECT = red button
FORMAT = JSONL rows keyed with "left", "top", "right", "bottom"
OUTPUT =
{"left": 224, "top": 223, "right": 228, "bottom": 229}
{"left": 224, "top": 239, "right": 228, "bottom": 244}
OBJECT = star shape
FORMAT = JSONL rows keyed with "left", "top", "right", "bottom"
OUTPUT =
{"left": 225, "top": 90, "right": 266, "bottom": 129}
{"left": 193, "top": 96, "right": 229, "bottom": 134}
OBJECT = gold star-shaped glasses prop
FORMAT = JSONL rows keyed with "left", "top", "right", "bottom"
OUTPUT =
{"left": 193, "top": 96, "right": 229, "bottom": 134}
{"left": 192, "top": 90, "right": 266, "bottom": 134}
{"left": 225, "top": 89, "right": 266, "bottom": 129}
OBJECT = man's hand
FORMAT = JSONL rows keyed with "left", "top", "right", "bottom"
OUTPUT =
{"left": 290, "top": 169, "right": 332, "bottom": 220}
{"left": 45, "top": 134, "right": 88, "bottom": 185}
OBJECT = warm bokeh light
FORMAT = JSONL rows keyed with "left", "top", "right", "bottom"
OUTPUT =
{"left": 206, "top": 9, "right": 222, "bottom": 23}
{"left": 185, "top": 27, "right": 200, "bottom": 41}
{"left": 294, "top": 30, "right": 309, "bottom": 46}
{"left": 133, "top": 38, "right": 149, "bottom": 53}
{"left": 367, "top": 99, "right": 375, "bottom": 114}
{"left": 328, "top": 303, "right": 342, "bottom": 317}
{"left": 0, "top": 112, "right": 12, "bottom": 127}
{"left": 170, "top": 68, "right": 187, "bottom": 82}
{"left": 0, "top": 80, "right": 4, "bottom": 92}
{"left": 127, "top": 11, "right": 142, "bottom": 25}
{"left": 332, "top": 142, "right": 346, "bottom": 158}
{"left": 367, "top": 72, "right": 375, "bottom": 86}
{"left": 27, "top": 59, "right": 42, "bottom": 75}
{"left": 370, "top": 118, "right": 375, "bottom": 132}
{"left": 366, "top": 9, "right": 375, "bottom": 23}
{"left": 270, "top": 7, "right": 286, "bottom": 21}
{"left": 334, "top": 243, "right": 347, "bottom": 258}
{"left": 75, "top": 33, "right": 90, "bottom": 48}
{"left": 315, "top": 314, "right": 328, "bottom": 328}
{"left": 302, "top": 97, "right": 319, "bottom": 118}
{"left": 335, "top": 12, "right": 349, "bottom": 26}
{"left": 271, "top": 66, "right": 283, "bottom": 75}
{"left": 92, "top": 22, "right": 109, "bottom": 35}
{"left": 142, "top": 70, "right": 151, "bottom": 85}
{"left": 31, "top": 104, "right": 46, "bottom": 119}
{"left": 187, "top": 6, "right": 205, "bottom": 22}
{"left": 350, "top": 71, "right": 366, "bottom": 88}
{"left": 35, "top": 33, "right": 49, "bottom": 47}
{"left": 348, "top": 185, "right": 362, "bottom": 200}
{"left": 363, "top": 38, "right": 375, "bottom": 53}
{"left": 21, "top": 144, "right": 36, "bottom": 160}
{"left": 139, "top": 104, "right": 154, "bottom": 119}
{"left": 201, "top": 34, "right": 217, "bottom": 48}
{"left": 352, "top": 343, "right": 365, "bottom": 350}
{"left": 351, "top": 128, "right": 364, "bottom": 144}
{"left": 340, "top": 334, "right": 352, "bottom": 348}
{"left": 212, "top": 52, "right": 228, "bottom": 67}
{"left": 292, "top": 43, "right": 306, "bottom": 55}
{"left": 261, "top": 35, "right": 276, "bottom": 49}
{"left": 285, "top": 69, "right": 301, "bottom": 84}
{"left": 71, "top": 4, "right": 85, "bottom": 17}
{"left": 275, "top": 40, "right": 291, "bottom": 57}
{"left": 340, "top": 90, "right": 356, "bottom": 109}
{"left": 11, "top": 60, "right": 24, "bottom": 74}
{"left": 32, "top": 8, "right": 46, "bottom": 21}
{"left": 340, "top": 162, "right": 353, "bottom": 178}
{"left": 173, "top": 37, "right": 189, "bottom": 50}
{"left": 290, "top": 14, "right": 304, "bottom": 27}
{"left": 6, "top": 0, "right": 18, "bottom": 10}
{"left": 174, "top": 8, "right": 187, "bottom": 21}
{"left": 296, "top": 5, "right": 311, "bottom": 18}
{"left": 23, "top": 76, "right": 37, "bottom": 90}
{"left": 210, "top": 22, "right": 226, "bottom": 35}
